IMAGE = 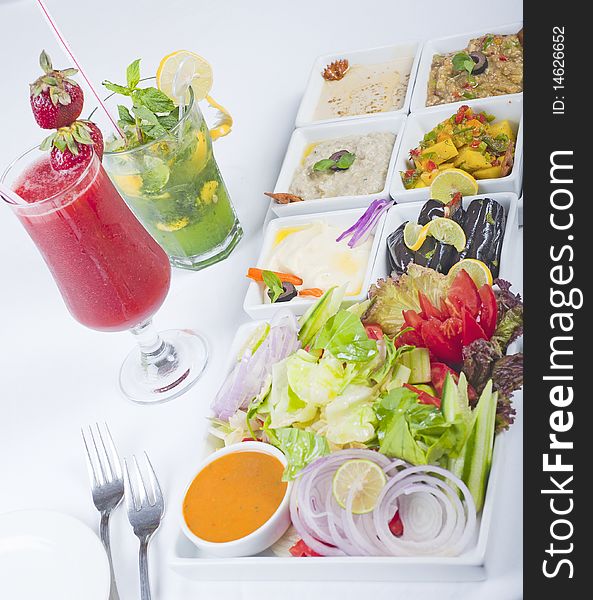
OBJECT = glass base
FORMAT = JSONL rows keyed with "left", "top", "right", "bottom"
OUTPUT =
{"left": 169, "top": 220, "right": 243, "bottom": 271}
{"left": 120, "top": 328, "right": 208, "bottom": 404}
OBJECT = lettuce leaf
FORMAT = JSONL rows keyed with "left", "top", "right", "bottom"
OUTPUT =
{"left": 271, "top": 427, "right": 330, "bottom": 480}
{"left": 324, "top": 384, "right": 377, "bottom": 445}
{"left": 364, "top": 265, "right": 450, "bottom": 335}
{"left": 312, "top": 309, "right": 377, "bottom": 362}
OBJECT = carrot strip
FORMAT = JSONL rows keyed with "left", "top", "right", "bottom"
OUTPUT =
{"left": 299, "top": 288, "right": 324, "bottom": 298}
{"left": 246, "top": 268, "right": 303, "bottom": 286}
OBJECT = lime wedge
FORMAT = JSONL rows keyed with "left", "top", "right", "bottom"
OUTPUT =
{"left": 430, "top": 168, "right": 478, "bottom": 203}
{"left": 403, "top": 221, "right": 430, "bottom": 251}
{"left": 449, "top": 259, "right": 493, "bottom": 287}
{"left": 332, "top": 459, "right": 386, "bottom": 514}
{"left": 426, "top": 217, "right": 467, "bottom": 252}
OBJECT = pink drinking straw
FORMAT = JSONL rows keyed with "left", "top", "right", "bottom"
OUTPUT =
{"left": 35, "top": 0, "right": 123, "bottom": 137}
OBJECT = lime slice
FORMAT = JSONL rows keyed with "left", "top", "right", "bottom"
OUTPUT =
{"left": 430, "top": 169, "right": 478, "bottom": 203}
{"left": 426, "top": 217, "right": 466, "bottom": 252}
{"left": 332, "top": 459, "right": 387, "bottom": 514}
{"left": 449, "top": 259, "right": 493, "bottom": 287}
{"left": 403, "top": 221, "right": 431, "bottom": 251}
{"left": 157, "top": 50, "right": 213, "bottom": 104}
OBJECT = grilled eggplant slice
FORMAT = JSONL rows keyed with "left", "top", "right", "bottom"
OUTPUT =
{"left": 386, "top": 222, "right": 415, "bottom": 275}
{"left": 461, "top": 198, "right": 506, "bottom": 277}
{"left": 418, "top": 196, "right": 464, "bottom": 226}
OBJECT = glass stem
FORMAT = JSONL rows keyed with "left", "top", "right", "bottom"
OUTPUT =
{"left": 130, "top": 319, "right": 179, "bottom": 381}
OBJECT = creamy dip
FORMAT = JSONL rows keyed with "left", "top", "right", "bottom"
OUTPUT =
{"left": 427, "top": 33, "right": 523, "bottom": 107}
{"left": 265, "top": 222, "right": 373, "bottom": 298}
{"left": 314, "top": 57, "right": 413, "bottom": 120}
{"left": 288, "top": 132, "right": 395, "bottom": 200}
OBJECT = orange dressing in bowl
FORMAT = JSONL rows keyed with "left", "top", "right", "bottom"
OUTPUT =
{"left": 183, "top": 451, "right": 288, "bottom": 543}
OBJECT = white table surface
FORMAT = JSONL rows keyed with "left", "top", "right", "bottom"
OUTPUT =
{"left": 0, "top": 1, "right": 523, "bottom": 598}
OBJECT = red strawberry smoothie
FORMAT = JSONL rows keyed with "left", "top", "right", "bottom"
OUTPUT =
{"left": 13, "top": 154, "right": 171, "bottom": 331}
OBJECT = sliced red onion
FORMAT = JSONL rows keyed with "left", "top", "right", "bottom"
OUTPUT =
{"left": 290, "top": 450, "right": 476, "bottom": 557}
{"left": 336, "top": 199, "right": 394, "bottom": 249}
{"left": 211, "top": 313, "right": 300, "bottom": 420}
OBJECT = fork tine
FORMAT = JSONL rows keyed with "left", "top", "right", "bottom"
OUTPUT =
{"left": 91, "top": 422, "right": 113, "bottom": 482}
{"left": 123, "top": 458, "right": 139, "bottom": 512}
{"left": 143, "top": 452, "right": 163, "bottom": 509}
{"left": 100, "top": 422, "right": 122, "bottom": 480}
{"left": 81, "top": 427, "right": 101, "bottom": 488}
{"left": 132, "top": 454, "right": 149, "bottom": 508}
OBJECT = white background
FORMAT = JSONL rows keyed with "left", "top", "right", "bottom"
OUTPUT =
{"left": 0, "top": 1, "right": 523, "bottom": 598}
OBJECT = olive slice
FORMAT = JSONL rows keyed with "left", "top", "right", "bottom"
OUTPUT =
{"left": 269, "top": 282, "right": 298, "bottom": 303}
{"left": 469, "top": 51, "right": 488, "bottom": 75}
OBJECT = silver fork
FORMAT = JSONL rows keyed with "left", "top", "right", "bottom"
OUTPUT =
{"left": 123, "top": 452, "right": 165, "bottom": 600}
{"left": 82, "top": 423, "right": 124, "bottom": 600}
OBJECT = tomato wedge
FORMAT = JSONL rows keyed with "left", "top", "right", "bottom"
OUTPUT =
{"left": 421, "top": 318, "right": 463, "bottom": 364}
{"left": 289, "top": 539, "right": 321, "bottom": 557}
{"left": 404, "top": 383, "right": 441, "bottom": 408}
{"left": 389, "top": 511, "right": 404, "bottom": 537}
{"left": 418, "top": 292, "right": 445, "bottom": 320}
{"left": 478, "top": 284, "right": 497, "bottom": 338}
{"left": 462, "top": 307, "right": 488, "bottom": 346}
{"left": 431, "top": 362, "right": 477, "bottom": 401}
{"left": 365, "top": 324, "right": 384, "bottom": 340}
{"left": 447, "top": 269, "right": 481, "bottom": 318}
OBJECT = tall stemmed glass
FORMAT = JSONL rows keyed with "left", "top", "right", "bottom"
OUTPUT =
{"left": 1, "top": 147, "right": 208, "bottom": 404}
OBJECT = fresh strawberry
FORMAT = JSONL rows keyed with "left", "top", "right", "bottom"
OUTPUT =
{"left": 29, "top": 50, "right": 84, "bottom": 129}
{"left": 40, "top": 120, "right": 104, "bottom": 171}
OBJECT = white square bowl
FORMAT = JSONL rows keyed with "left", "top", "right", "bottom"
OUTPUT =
{"left": 410, "top": 22, "right": 523, "bottom": 113}
{"left": 390, "top": 95, "right": 523, "bottom": 203}
{"left": 169, "top": 317, "right": 512, "bottom": 581}
{"left": 243, "top": 207, "right": 388, "bottom": 321}
{"left": 271, "top": 114, "right": 406, "bottom": 218}
{"left": 371, "top": 192, "right": 520, "bottom": 285}
{"left": 295, "top": 41, "right": 422, "bottom": 128}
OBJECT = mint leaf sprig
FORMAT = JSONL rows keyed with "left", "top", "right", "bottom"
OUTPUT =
{"left": 452, "top": 52, "right": 475, "bottom": 77}
{"left": 262, "top": 270, "right": 284, "bottom": 303}
{"left": 103, "top": 59, "right": 178, "bottom": 147}
{"left": 313, "top": 150, "right": 356, "bottom": 172}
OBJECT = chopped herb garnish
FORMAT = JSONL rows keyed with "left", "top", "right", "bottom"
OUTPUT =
{"left": 482, "top": 35, "right": 494, "bottom": 50}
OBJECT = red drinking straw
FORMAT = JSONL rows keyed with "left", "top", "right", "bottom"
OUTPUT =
{"left": 35, "top": 0, "right": 123, "bottom": 137}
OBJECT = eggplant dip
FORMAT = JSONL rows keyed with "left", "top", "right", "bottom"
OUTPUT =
{"left": 288, "top": 132, "right": 395, "bottom": 200}
{"left": 426, "top": 30, "right": 523, "bottom": 107}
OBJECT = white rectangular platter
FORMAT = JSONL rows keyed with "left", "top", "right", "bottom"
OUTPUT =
{"left": 410, "top": 22, "right": 523, "bottom": 113}
{"left": 295, "top": 41, "right": 422, "bottom": 128}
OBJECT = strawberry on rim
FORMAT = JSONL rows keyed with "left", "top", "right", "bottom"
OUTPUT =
{"left": 29, "top": 50, "right": 84, "bottom": 130}
{"left": 40, "top": 120, "right": 104, "bottom": 171}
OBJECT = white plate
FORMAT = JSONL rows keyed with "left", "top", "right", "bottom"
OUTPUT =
{"left": 295, "top": 41, "right": 422, "bottom": 128}
{"left": 390, "top": 95, "right": 523, "bottom": 202}
{"left": 372, "top": 192, "right": 519, "bottom": 284}
{"left": 271, "top": 114, "right": 406, "bottom": 217}
{"left": 243, "top": 207, "right": 387, "bottom": 320}
{"left": 410, "top": 22, "right": 523, "bottom": 112}
{"left": 169, "top": 318, "right": 514, "bottom": 581}
{"left": 0, "top": 510, "right": 110, "bottom": 600}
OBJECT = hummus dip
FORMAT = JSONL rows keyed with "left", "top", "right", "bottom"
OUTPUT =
{"left": 427, "top": 32, "right": 523, "bottom": 107}
{"left": 265, "top": 221, "right": 373, "bottom": 297}
{"left": 314, "top": 57, "right": 413, "bottom": 120}
{"left": 288, "top": 132, "right": 395, "bottom": 200}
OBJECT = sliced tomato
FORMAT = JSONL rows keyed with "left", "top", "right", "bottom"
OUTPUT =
{"left": 447, "top": 269, "right": 481, "bottom": 318}
{"left": 478, "top": 284, "right": 497, "bottom": 338}
{"left": 389, "top": 511, "right": 404, "bottom": 537}
{"left": 289, "top": 539, "right": 321, "bottom": 557}
{"left": 431, "top": 362, "right": 478, "bottom": 401}
{"left": 364, "top": 324, "right": 384, "bottom": 340}
{"left": 421, "top": 318, "right": 463, "bottom": 364}
{"left": 462, "top": 307, "right": 488, "bottom": 346}
{"left": 418, "top": 292, "right": 445, "bottom": 320}
{"left": 404, "top": 383, "right": 441, "bottom": 408}
{"left": 403, "top": 309, "right": 424, "bottom": 329}
{"left": 396, "top": 327, "right": 424, "bottom": 348}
